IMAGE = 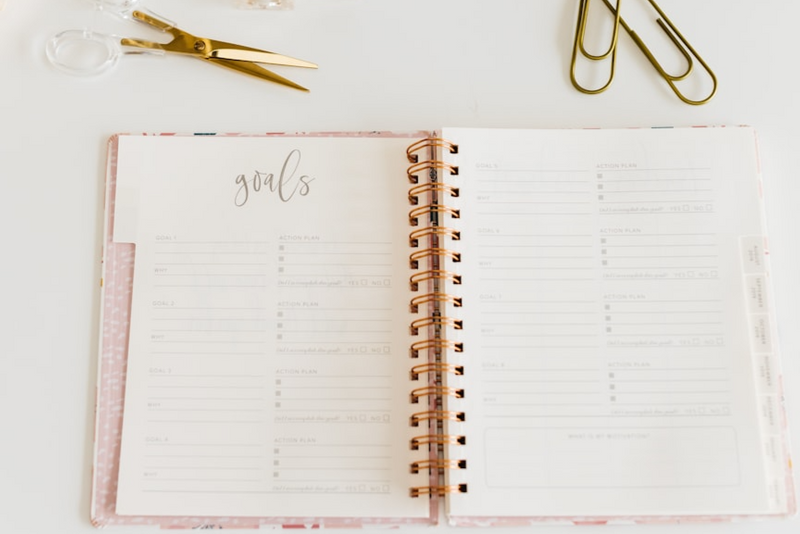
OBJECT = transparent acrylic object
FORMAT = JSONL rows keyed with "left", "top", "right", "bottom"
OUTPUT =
{"left": 46, "top": 29, "right": 164, "bottom": 76}
{"left": 46, "top": 30, "right": 121, "bottom": 75}
{"left": 91, "top": 0, "right": 174, "bottom": 26}
{"left": 237, "top": 0, "right": 294, "bottom": 10}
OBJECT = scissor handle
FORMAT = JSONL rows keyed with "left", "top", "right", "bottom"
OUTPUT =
{"left": 131, "top": 9, "right": 176, "bottom": 31}
{"left": 46, "top": 29, "right": 165, "bottom": 76}
{"left": 120, "top": 37, "right": 169, "bottom": 54}
{"left": 46, "top": 30, "right": 120, "bottom": 75}
{"left": 91, "top": 0, "right": 176, "bottom": 28}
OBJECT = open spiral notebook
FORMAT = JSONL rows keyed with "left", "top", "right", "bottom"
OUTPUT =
{"left": 91, "top": 127, "right": 794, "bottom": 528}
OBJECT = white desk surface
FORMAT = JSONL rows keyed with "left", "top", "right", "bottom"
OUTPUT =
{"left": 1, "top": 0, "right": 799, "bottom": 532}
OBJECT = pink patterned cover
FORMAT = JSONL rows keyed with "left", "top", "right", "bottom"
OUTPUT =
{"left": 90, "top": 131, "right": 439, "bottom": 529}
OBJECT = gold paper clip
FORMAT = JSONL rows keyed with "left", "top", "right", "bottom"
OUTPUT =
{"left": 570, "top": 0, "right": 622, "bottom": 94}
{"left": 571, "top": 0, "right": 716, "bottom": 105}
{"left": 602, "top": 0, "right": 716, "bottom": 105}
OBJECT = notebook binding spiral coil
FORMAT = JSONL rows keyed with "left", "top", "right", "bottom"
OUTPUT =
{"left": 406, "top": 137, "right": 467, "bottom": 499}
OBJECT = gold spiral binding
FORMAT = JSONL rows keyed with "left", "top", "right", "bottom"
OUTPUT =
{"left": 410, "top": 362, "right": 464, "bottom": 380}
{"left": 410, "top": 386, "right": 464, "bottom": 404}
{"left": 410, "top": 339, "right": 463, "bottom": 359}
{"left": 410, "top": 362, "right": 464, "bottom": 379}
{"left": 410, "top": 410, "right": 465, "bottom": 427}
{"left": 408, "top": 183, "right": 459, "bottom": 205}
{"left": 410, "top": 434, "right": 466, "bottom": 450}
{"left": 406, "top": 136, "right": 465, "bottom": 498}
{"left": 406, "top": 161, "right": 459, "bottom": 184}
{"left": 406, "top": 138, "right": 458, "bottom": 163}
{"left": 410, "top": 249, "right": 461, "bottom": 270}
{"left": 409, "top": 315, "right": 463, "bottom": 335}
{"left": 410, "top": 270, "right": 462, "bottom": 292}
{"left": 408, "top": 204, "right": 461, "bottom": 226}
{"left": 409, "top": 226, "right": 460, "bottom": 247}
{"left": 410, "top": 484, "right": 468, "bottom": 498}
{"left": 410, "top": 459, "right": 467, "bottom": 474}
{"left": 409, "top": 292, "right": 462, "bottom": 313}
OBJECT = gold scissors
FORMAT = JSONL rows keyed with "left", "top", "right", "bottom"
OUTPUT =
{"left": 48, "top": 10, "right": 317, "bottom": 90}
{"left": 123, "top": 10, "right": 317, "bottom": 91}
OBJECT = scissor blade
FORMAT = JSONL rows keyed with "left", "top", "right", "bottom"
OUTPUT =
{"left": 210, "top": 48, "right": 317, "bottom": 69}
{"left": 207, "top": 58, "right": 309, "bottom": 92}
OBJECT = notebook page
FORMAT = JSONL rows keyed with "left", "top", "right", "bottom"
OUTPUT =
{"left": 442, "top": 127, "right": 780, "bottom": 518}
{"left": 112, "top": 135, "right": 428, "bottom": 518}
